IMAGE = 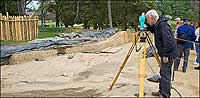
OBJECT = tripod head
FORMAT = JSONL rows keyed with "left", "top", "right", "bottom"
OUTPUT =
{"left": 139, "top": 31, "right": 147, "bottom": 42}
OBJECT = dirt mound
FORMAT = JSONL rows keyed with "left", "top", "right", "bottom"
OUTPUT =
{"left": 8, "top": 31, "right": 134, "bottom": 65}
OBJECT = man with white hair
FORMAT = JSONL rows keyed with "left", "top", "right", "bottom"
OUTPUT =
{"left": 146, "top": 10, "right": 177, "bottom": 97}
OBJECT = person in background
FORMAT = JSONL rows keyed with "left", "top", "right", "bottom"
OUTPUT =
{"left": 190, "top": 22, "right": 195, "bottom": 50}
{"left": 190, "top": 22, "right": 195, "bottom": 30}
{"left": 175, "top": 17, "right": 182, "bottom": 30}
{"left": 194, "top": 21, "right": 200, "bottom": 70}
{"left": 174, "top": 18, "right": 196, "bottom": 73}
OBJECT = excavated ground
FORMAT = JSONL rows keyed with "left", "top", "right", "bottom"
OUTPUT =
{"left": 1, "top": 32, "right": 199, "bottom": 97}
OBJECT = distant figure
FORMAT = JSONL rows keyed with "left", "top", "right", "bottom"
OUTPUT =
{"left": 174, "top": 18, "right": 196, "bottom": 73}
{"left": 175, "top": 17, "right": 181, "bottom": 29}
{"left": 190, "top": 22, "right": 195, "bottom": 50}
{"left": 174, "top": 17, "right": 183, "bottom": 35}
{"left": 194, "top": 21, "right": 200, "bottom": 70}
{"left": 190, "top": 22, "right": 195, "bottom": 30}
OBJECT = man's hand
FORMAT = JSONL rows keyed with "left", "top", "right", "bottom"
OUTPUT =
{"left": 162, "top": 57, "right": 169, "bottom": 63}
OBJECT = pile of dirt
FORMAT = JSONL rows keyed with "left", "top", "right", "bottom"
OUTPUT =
{"left": 8, "top": 31, "right": 135, "bottom": 65}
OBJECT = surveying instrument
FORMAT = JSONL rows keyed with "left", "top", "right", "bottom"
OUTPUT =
{"left": 109, "top": 15, "right": 161, "bottom": 97}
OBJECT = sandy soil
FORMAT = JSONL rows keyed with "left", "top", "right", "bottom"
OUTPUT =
{"left": 1, "top": 43, "right": 199, "bottom": 97}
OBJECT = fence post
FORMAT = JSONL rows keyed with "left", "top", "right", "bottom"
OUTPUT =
{"left": 7, "top": 16, "right": 11, "bottom": 40}
{"left": 14, "top": 16, "right": 18, "bottom": 40}
{"left": 4, "top": 16, "right": 7, "bottom": 40}
{"left": 16, "top": 16, "right": 19, "bottom": 40}
{"left": 21, "top": 16, "right": 25, "bottom": 40}
{"left": 33, "top": 16, "right": 37, "bottom": 39}
{"left": 19, "top": 16, "right": 22, "bottom": 40}
{"left": 28, "top": 16, "right": 32, "bottom": 40}
{"left": 9, "top": 16, "right": 12, "bottom": 40}
{"left": 25, "top": 16, "right": 29, "bottom": 40}
{"left": 0, "top": 16, "right": 4, "bottom": 40}
{"left": 12, "top": 16, "right": 17, "bottom": 40}
{"left": 36, "top": 16, "right": 38, "bottom": 38}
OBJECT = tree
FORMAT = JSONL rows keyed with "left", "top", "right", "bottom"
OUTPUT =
{"left": 59, "top": 1, "right": 77, "bottom": 27}
{"left": 111, "top": 0, "right": 156, "bottom": 31}
{"left": 0, "top": 0, "right": 18, "bottom": 15}
{"left": 17, "top": 0, "right": 32, "bottom": 15}
{"left": 37, "top": 0, "right": 49, "bottom": 27}
{"left": 108, "top": 0, "right": 113, "bottom": 28}
{"left": 48, "top": 0, "right": 63, "bottom": 27}
{"left": 0, "top": 0, "right": 31, "bottom": 15}
{"left": 154, "top": 0, "right": 199, "bottom": 21}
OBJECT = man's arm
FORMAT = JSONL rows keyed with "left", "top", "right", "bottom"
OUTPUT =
{"left": 160, "top": 23, "right": 174, "bottom": 57}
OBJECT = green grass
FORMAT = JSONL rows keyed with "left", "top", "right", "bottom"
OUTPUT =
{"left": 37, "top": 26, "right": 83, "bottom": 39}
{"left": 0, "top": 40, "right": 29, "bottom": 46}
{"left": 38, "top": 26, "right": 66, "bottom": 39}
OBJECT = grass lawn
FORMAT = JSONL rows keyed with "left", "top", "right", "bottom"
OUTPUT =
{"left": 0, "top": 40, "right": 30, "bottom": 45}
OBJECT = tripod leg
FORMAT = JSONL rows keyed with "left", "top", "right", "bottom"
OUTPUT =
{"left": 109, "top": 34, "right": 140, "bottom": 90}
{"left": 147, "top": 35, "right": 161, "bottom": 67}
{"left": 138, "top": 39, "right": 147, "bottom": 97}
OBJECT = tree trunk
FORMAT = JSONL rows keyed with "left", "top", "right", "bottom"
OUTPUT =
{"left": 56, "top": 11, "right": 59, "bottom": 27}
{"left": 41, "top": 1, "right": 46, "bottom": 28}
{"left": 122, "top": 15, "right": 127, "bottom": 31}
{"left": 93, "top": 22, "right": 97, "bottom": 29}
{"left": 83, "top": 20, "right": 87, "bottom": 29}
{"left": 108, "top": 0, "right": 113, "bottom": 28}
{"left": 122, "top": 0, "right": 127, "bottom": 31}
{"left": 17, "top": 0, "right": 26, "bottom": 15}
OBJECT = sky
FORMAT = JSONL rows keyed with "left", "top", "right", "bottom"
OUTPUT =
{"left": 27, "top": 1, "right": 40, "bottom": 10}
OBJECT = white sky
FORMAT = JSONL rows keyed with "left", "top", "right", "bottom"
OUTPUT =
{"left": 27, "top": 1, "right": 40, "bottom": 10}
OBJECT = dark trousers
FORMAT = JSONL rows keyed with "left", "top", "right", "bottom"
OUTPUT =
{"left": 159, "top": 58, "right": 173, "bottom": 98}
{"left": 174, "top": 44, "right": 190, "bottom": 70}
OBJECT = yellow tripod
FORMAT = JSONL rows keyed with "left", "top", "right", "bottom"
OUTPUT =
{"left": 109, "top": 31, "right": 161, "bottom": 97}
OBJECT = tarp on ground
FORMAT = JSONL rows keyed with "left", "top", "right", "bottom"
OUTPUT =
{"left": 0, "top": 28, "right": 118, "bottom": 59}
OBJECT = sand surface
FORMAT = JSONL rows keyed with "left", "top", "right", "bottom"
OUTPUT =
{"left": 1, "top": 43, "right": 199, "bottom": 97}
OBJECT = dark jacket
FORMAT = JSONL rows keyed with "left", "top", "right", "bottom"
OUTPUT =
{"left": 147, "top": 16, "right": 177, "bottom": 59}
{"left": 177, "top": 24, "right": 196, "bottom": 48}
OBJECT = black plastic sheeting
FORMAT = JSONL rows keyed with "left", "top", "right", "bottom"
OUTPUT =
{"left": 0, "top": 28, "right": 118, "bottom": 60}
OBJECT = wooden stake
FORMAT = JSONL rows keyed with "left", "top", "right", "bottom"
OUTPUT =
{"left": 25, "top": 16, "right": 29, "bottom": 40}
{"left": 21, "top": 16, "right": 25, "bottom": 40}
{"left": 29, "top": 16, "right": 32, "bottom": 40}
{"left": 15, "top": 16, "right": 17, "bottom": 40}
{"left": 0, "top": 16, "right": 4, "bottom": 40}
{"left": 11, "top": 16, "right": 15, "bottom": 40}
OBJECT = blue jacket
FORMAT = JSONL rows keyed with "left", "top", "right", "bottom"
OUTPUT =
{"left": 177, "top": 24, "right": 196, "bottom": 48}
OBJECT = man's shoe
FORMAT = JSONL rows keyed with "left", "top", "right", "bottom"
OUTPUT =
{"left": 193, "top": 62, "right": 199, "bottom": 65}
{"left": 174, "top": 68, "right": 178, "bottom": 71}
{"left": 182, "top": 69, "right": 186, "bottom": 73}
{"left": 194, "top": 66, "right": 200, "bottom": 70}
{"left": 152, "top": 91, "right": 160, "bottom": 96}
{"left": 147, "top": 74, "right": 161, "bottom": 83}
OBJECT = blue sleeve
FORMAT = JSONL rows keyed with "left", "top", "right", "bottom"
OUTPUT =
{"left": 177, "top": 26, "right": 181, "bottom": 34}
{"left": 191, "top": 29, "right": 196, "bottom": 41}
